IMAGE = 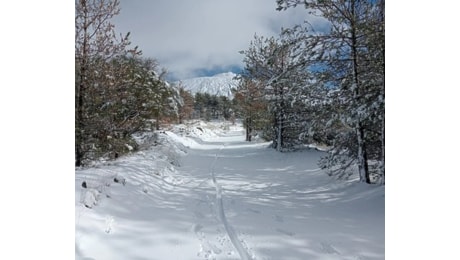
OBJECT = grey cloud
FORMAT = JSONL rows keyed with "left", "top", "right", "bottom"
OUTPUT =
{"left": 114, "top": 0, "right": 324, "bottom": 80}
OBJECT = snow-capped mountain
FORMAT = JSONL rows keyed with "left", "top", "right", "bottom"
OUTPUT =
{"left": 176, "top": 72, "right": 239, "bottom": 99}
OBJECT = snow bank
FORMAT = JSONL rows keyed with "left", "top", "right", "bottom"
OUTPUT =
{"left": 76, "top": 120, "right": 384, "bottom": 260}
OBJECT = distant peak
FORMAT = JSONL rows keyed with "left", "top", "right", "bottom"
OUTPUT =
{"left": 175, "top": 72, "right": 240, "bottom": 99}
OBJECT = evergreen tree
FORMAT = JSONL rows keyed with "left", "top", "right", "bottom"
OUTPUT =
{"left": 276, "top": 0, "right": 385, "bottom": 183}
{"left": 75, "top": 0, "right": 138, "bottom": 165}
{"left": 177, "top": 86, "right": 195, "bottom": 124}
{"left": 239, "top": 34, "right": 313, "bottom": 150}
{"left": 234, "top": 78, "right": 269, "bottom": 141}
{"left": 75, "top": 0, "right": 174, "bottom": 165}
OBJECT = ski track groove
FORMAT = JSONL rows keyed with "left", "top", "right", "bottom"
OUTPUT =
{"left": 210, "top": 144, "right": 252, "bottom": 260}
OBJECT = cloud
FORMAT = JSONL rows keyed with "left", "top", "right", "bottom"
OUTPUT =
{"left": 113, "top": 0, "right": 324, "bottom": 80}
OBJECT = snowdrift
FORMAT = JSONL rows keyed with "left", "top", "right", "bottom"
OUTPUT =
{"left": 76, "top": 120, "right": 384, "bottom": 260}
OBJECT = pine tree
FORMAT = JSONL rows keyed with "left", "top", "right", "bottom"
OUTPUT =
{"left": 234, "top": 78, "right": 269, "bottom": 141}
{"left": 276, "top": 0, "right": 385, "bottom": 183}
{"left": 177, "top": 86, "right": 195, "bottom": 124}
{"left": 239, "top": 34, "right": 314, "bottom": 150}
{"left": 75, "top": 0, "right": 139, "bottom": 165}
{"left": 76, "top": 0, "right": 175, "bottom": 165}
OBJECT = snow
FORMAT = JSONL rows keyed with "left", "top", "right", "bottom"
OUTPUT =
{"left": 75, "top": 120, "right": 384, "bottom": 260}
{"left": 177, "top": 72, "right": 239, "bottom": 98}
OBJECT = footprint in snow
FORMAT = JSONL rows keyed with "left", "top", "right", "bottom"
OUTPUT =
{"left": 105, "top": 216, "right": 114, "bottom": 234}
{"left": 274, "top": 215, "right": 284, "bottom": 222}
{"left": 206, "top": 241, "right": 222, "bottom": 254}
{"left": 194, "top": 211, "right": 205, "bottom": 219}
{"left": 276, "top": 228, "right": 294, "bottom": 236}
{"left": 246, "top": 208, "right": 261, "bottom": 214}
{"left": 192, "top": 223, "right": 204, "bottom": 234}
{"left": 319, "top": 242, "right": 340, "bottom": 255}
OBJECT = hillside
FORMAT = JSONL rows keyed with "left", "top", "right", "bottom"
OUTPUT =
{"left": 176, "top": 72, "right": 239, "bottom": 99}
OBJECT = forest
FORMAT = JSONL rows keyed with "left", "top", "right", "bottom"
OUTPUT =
{"left": 76, "top": 0, "right": 384, "bottom": 184}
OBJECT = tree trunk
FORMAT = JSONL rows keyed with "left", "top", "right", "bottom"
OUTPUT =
{"left": 245, "top": 117, "right": 250, "bottom": 142}
{"left": 76, "top": 56, "right": 86, "bottom": 167}
{"left": 379, "top": 0, "right": 385, "bottom": 185}
{"left": 381, "top": 77, "right": 385, "bottom": 185}
{"left": 350, "top": 0, "right": 370, "bottom": 183}
{"left": 156, "top": 109, "right": 160, "bottom": 130}
{"left": 75, "top": 71, "right": 85, "bottom": 167}
{"left": 75, "top": 0, "right": 88, "bottom": 167}
{"left": 381, "top": 110, "right": 385, "bottom": 185}
{"left": 277, "top": 113, "right": 282, "bottom": 152}
{"left": 356, "top": 123, "right": 370, "bottom": 183}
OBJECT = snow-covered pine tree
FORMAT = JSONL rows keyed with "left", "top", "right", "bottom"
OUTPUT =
{"left": 76, "top": 0, "right": 176, "bottom": 165}
{"left": 176, "top": 85, "right": 195, "bottom": 124}
{"left": 75, "top": 0, "right": 137, "bottom": 165}
{"left": 239, "top": 33, "right": 314, "bottom": 150}
{"left": 234, "top": 77, "right": 269, "bottom": 141}
{"left": 276, "top": 0, "right": 385, "bottom": 183}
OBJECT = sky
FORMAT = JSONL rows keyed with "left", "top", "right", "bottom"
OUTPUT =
{"left": 112, "top": 0, "right": 325, "bottom": 81}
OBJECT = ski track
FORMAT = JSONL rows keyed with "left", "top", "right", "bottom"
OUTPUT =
{"left": 76, "top": 122, "right": 385, "bottom": 260}
{"left": 210, "top": 144, "right": 252, "bottom": 260}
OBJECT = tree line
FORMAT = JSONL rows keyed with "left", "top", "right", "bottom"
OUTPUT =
{"left": 75, "top": 0, "right": 237, "bottom": 167}
{"left": 75, "top": 0, "right": 182, "bottom": 166}
{"left": 76, "top": 0, "right": 384, "bottom": 185}
{"left": 235, "top": 0, "right": 384, "bottom": 184}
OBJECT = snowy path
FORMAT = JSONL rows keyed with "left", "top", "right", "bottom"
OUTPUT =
{"left": 75, "top": 122, "right": 384, "bottom": 260}
{"left": 210, "top": 144, "right": 252, "bottom": 260}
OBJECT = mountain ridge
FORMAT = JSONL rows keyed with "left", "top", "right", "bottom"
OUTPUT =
{"left": 175, "top": 72, "right": 239, "bottom": 99}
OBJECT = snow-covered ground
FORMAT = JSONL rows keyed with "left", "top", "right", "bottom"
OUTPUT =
{"left": 75, "top": 121, "right": 384, "bottom": 260}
